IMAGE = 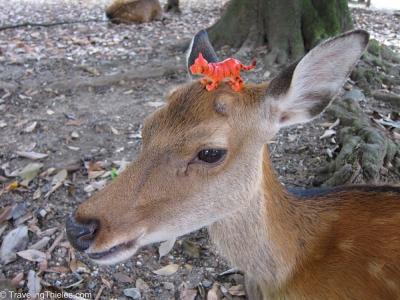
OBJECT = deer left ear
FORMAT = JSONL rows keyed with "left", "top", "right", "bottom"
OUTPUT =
{"left": 266, "top": 30, "right": 369, "bottom": 128}
{"left": 187, "top": 29, "right": 218, "bottom": 77}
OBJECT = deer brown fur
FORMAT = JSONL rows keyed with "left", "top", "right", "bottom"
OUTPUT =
{"left": 106, "top": 0, "right": 163, "bottom": 24}
{"left": 66, "top": 30, "right": 400, "bottom": 299}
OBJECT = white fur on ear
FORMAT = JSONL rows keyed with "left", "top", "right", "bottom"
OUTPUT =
{"left": 276, "top": 30, "right": 369, "bottom": 127}
{"left": 186, "top": 29, "right": 219, "bottom": 79}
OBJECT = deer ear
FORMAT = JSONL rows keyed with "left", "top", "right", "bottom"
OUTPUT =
{"left": 266, "top": 30, "right": 369, "bottom": 127}
{"left": 187, "top": 29, "right": 218, "bottom": 77}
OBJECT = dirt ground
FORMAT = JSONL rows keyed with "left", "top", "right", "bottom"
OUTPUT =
{"left": 0, "top": 1, "right": 399, "bottom": 299}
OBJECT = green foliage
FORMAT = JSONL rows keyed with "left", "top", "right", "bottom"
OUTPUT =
{"left": 111, "top": 168, "right": 118, "bottom": 179}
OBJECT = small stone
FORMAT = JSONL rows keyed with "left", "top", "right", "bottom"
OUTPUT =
{"left": 12, "top": 203, "right": 26, "bottom": 220}
{"left": 344, "top": 89, "right": 365, "bottom": 101}
{"left": 136, "top": 278, "right": 149, "bottom": 291}
{"left": 263, "top": 70, "right": 271, "bottom": 78}
{"left": 39, "top": 209, "right": 47, "bottom": 218}
{"left": 136, "top": 261, "right": 142, "bottom": 267}
{"left": 123, "top": 288, "right": 141, "bottom": 299}
{"left": 313, "top": 157, "right": 321, "bottom": 164}
{"left": 125, "top": 262, "right": 133, "bottom": 268}
{"left": 202, "top": 280, "right": 212, "bottom": 288}
{"left": 71, "top": 131, "right": 79, "bottom": 138}
{"left": 163, "top": 282, "right": 174, "bottom": 290}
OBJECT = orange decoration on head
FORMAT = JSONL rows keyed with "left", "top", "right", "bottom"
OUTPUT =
{"left": 190, "top": 53, "right": 257, "bottom": 92}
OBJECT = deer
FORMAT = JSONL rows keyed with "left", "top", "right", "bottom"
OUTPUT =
{"left": 105, "top": 0, "right": 163, "bottom": 24}
{"left": 66, "top": 29, "right": 400, "bottom": 299}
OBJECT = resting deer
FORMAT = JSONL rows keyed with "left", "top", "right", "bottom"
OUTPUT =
{"left": 66, "top": 29, "right": 400, "bottom": 299}
{"left": 105, "top": 0, "right": 163, "bottom": 24}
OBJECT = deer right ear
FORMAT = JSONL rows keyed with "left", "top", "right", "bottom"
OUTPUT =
{"left": 187, "top": 29, "right": 218, "bottom": 78}
{"left": 266, "top": 30, "right": 369, "bottom": 128}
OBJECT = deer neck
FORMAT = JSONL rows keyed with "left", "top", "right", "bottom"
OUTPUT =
{"left": 208, "top": 145, "right": 320, "bottom": 289}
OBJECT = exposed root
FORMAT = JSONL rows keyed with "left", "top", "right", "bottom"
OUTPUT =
{"left": 320, "top": 98, "right": 400, "bottom": 187}
{"left": 49, "top": 63, "right": 185, "bottom": 92}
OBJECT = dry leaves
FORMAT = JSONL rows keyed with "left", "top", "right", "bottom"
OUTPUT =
{"left": 0, "top": 226, "right": 28, "bottom": 264}
{"left": 153, "top": 264, "right": 180, "bottom": 276}
{"left": 159, "top": 237, "right": 176, "bottom": 258}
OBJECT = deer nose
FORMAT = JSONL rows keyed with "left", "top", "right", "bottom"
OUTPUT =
{"left": 66, "top": 214, "right": 99, "bottom": 251}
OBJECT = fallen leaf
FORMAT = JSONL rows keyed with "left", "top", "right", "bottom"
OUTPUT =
{"left": 19, "top": 163, "right": 42, "bottom": 182}
{"left": 29, "top": 237, "right": 51, "bottom": 250}
{"left": 63, "top": 278, "right": 85, "bottom": 289}
{"left": 27, "top": 271, "right": 41, "bottom": 297}
{"left": 153, "top": 264, "right": 179, "bottom": 276}
{"left": 12, "top": 203, "right": 26, "bottom": 220}
{"left": 159, "top": 238, "right": 176, "bottom": 258}
{"left": 178, "top": 282, "right": 197, "bottom": 300}
{"left": 39, "top": 226, "right": 59, "bottom": 237}
{"left": 181, "top": 240, "right": 199, "bottom": 258}
{"left": 5, "top": 181, "right": 19, "bottom": 190}
{"left": 1, "top": 91, "right": 11, "bottom": 99}
{"left": 101, "top": 277, "right": 114, "bottom": 289}
{"left": 207, "top": 282, "right": 223, "bottom": 300}
{"left": 52, "top": 169, "right": 68, "bottom": 185}
{"left": 24, "top": 121, "right": 37, "bottom": 133}
{"left": 113, "top": 272, "right": 133, "bottom": 283}
{"left": 88, "top": 170, "right": 105, "bottom": 180}
{"left": 111, "top": 126, "right": 119, "bottom": 135}
{"left": 14, "top": 212, "right": 33, "bottom": 225}
{"left": 0, "top": 206, "right": 13, "bottom": 223}
{"left": 319, "top": 129, "right": 336, "bottom": 140}
{"left": 219, "top": 267, "right": 242, "bottom": 276}
{"left": 0, "top": 226, "right": 29, "bottom": 264}
{"left": 0, "top": 222, "right": 8, "bottom": 238}
{"left": 15, "top": 119, "right": 30, "bottom": 127}
{"left": 228, "top": 284, "right": 245, "bottom": 296}
{"left": 146, "top": 101, "right": 165, "bottom": 108}
{"left": 11, "top": 272, "right": 24, "bottom": 286}
{"left": 42, "top": 266, "right": 70, "bottom": 273}
{"left": 136, "top": 278, "right": 149, "bottom": 291}
{"left": 16, "top": 151, "right": 48, "bottom": 160}
{"left": 70, "top": 259, "right": 90, "bottom": 273}
{"left": 87, "top": 162, "right": 102, "bottom": 172}
{"left": 33, "top": 188, "right": 41, "bottom": 200}
{"left": 116, "top": 158, "right": 128, "bottom": 175}
{"left": 17, "top": 249, "right": 47, "bottom": 262}
{"left": 65, "top": 119, "right": 86, "bottom": 126}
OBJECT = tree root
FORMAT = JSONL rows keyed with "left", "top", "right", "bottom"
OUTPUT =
{"left": 320, "top": 97, "right": 400, "bottom": 187}
{"left": 0, "top": 19, "right": 108, "bottom": 31}
{"left": 49, "top": 63, "right": 185, "bottom": 92}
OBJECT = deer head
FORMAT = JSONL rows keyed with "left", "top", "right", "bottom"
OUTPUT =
{"left": 66, "top": 29, "right": 369, "bottom": 268}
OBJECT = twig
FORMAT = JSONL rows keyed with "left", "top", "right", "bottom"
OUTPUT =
{"left": 94, "top": 285, "right": 106, "bottom": 300}
{"left": 0, "top": 19, "right": 108, "bottom": 31}
{"left": 46, "top": 231, "right": 65, "bottom": 259}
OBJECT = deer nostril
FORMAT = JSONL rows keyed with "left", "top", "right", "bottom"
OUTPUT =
{"left": 66, "top": 214, "right": 99, "bottom": 252}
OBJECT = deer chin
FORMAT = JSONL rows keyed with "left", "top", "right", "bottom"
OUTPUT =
{"left": 87, "top": 230, "right": 146, "bottom": 265}
{"left": 87, "top": 239, "right": 140, "bottom": 265}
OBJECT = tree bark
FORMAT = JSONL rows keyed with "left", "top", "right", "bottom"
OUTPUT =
{"left": 164, "top": 0, "right": 181, "bottom": 13}
{"left": 207, "top": 0, "right": 353, "bottom": 65}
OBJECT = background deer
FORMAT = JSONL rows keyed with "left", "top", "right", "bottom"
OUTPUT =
{"left": 105, "top": 0, "right": 163, "bottom": 24}
{"left": 66, "top": 29, "right": 400, "bottom": 299}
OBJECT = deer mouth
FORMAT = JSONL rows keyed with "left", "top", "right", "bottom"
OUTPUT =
{"left": 87, "top": 239, "right": 139, "bottom": 264}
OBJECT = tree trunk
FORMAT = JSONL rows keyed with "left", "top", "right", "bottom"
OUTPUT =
{"left": 164, "top": 0, "right": 181, "bottom": 13}
{"left": 207, "top": 0, "right": 353, "bottom": 65}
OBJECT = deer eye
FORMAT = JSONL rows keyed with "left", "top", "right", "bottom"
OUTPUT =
{"left": 197, "top": 149, "right": 226, "bottom": 164}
